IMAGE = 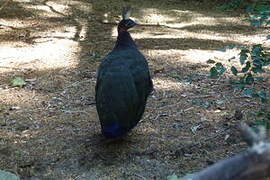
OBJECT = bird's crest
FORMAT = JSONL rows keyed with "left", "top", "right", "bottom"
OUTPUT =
{"left": 122, "top": 7, "right": 131, "bottom": 20}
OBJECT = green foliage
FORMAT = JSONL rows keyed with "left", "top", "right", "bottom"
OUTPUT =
{"left": 250, "top": 109, "right": 270, "bottom": 130}
{"left": 231, "top": 66, "right": 238, "bottom": 75}
{"left": 208, "top": 42, "right": 270, "bottom": 102}
{"left": 10, "top": 77, "right": 26, "bottom": 88}
{"left": 218, "top": 0, "right": 270, "bottom": 27}
{"left": 209, "top": 62, "right": 226, "bottom": 78}
{"left": 246, "top": 1, "right": 270, "bottom": 27}
{"left": 218, "top": 0, "right": 245, "bottom": 11}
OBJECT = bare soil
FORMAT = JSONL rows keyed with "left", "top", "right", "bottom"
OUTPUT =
{"left": 0, "top": 0, "right": 269, "bottom": 179}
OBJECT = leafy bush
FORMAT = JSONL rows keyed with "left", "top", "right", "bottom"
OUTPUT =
{"left": 219, "top": 0, "right": 270, "bottom": 27}
{"left": 247, "top": 8, "right": 270, "bottom": 27}
{"left": 208, "top": 41, "right": 270, "bottom": 129}
{"left": 248, "top": 107, "right": 270, "bottom": 130}
{"left": 218, "top": 0, "right": 245, "bottom": 11}
{"left": 208, "top": 43, "right": 270, "bottom": 102}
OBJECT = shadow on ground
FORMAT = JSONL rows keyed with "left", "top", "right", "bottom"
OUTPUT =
{"left": 0, "top": 0, "right": 269, "bottom": 179}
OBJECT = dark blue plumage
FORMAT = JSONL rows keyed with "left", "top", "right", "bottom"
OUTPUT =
{"left": 95, "top": 8, "right": 153, "bottom": 138}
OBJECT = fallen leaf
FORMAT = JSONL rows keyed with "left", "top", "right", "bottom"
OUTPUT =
{"left": 11, "top": 77, "right": 26, "bottom": 87}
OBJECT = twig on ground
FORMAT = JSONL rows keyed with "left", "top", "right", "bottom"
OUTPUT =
{"left": 62, "top": 110, "right": 88, "bottom": 114}
{"left": 190, "top": 95, "right": 214, "bottom": 99}
{"left": 65, "top": 80, "right": 93, "bottom": 88}
{"left": 87, "top": 102, "right": 96, "bottom": 105}
{"left": 134, "top": 173, "right": 147, "bottom": 180}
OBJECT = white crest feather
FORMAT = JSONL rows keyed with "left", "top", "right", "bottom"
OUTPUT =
{"left": 122, "top": 7, "right": 131, "bottom": 20}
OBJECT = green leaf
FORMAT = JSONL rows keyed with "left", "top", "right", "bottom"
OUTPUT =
{"left": 240, "top": 54, "right": 248, "bottom": 65}
{"left": 10, "top": 77, "right": 26, "bottom": 88}
{"left": 253, "top": 59, "right": 263, "bottom": 67}
{"left": 215, "top": 63, "right": 226, "bottom": 74}
{"left": 258, "top": 91, "right": 268, "bottom": 102}
{"left": 207, "top": 59, "right": 216, "bottom": 64}
{"left": 252, "top": 119, "right": 270, "bottom": 130}
{"left": 241, "top": 61, "right": 251, "bottom": 73}
{"left": 240, "top": 49, "right": 250, "bottom": 54}
{"left": 215, "top": 62, "right": 223, "bottom": 68}
{"left": 251, "top": 67, "right": 265, "bottom": 73}
{"left": 256, "top": 5, "right": 269, "bottom": 12}
{"left": 210, "top": 67, "right": 219, "bottom": 79}
{"left": 245, "top": 73, "right": 254, "bottom": 84}
{"left": 231, "top": 66, "right": 238, "bottom": 76}
{"left": 262, "top": 60, "right": 270, "bottom": 66}
{"left": 243, "top": 88, "right": 255, "bottom": 97}
{"left": 252, "top": 45, "right": 263, "bottom": 56}
{"left": 239, "top": 76, "right": 246, "bottom": 84}
{"left": 210, "top": 63, "right": 226, "bottom": 78}
{"left": 253, "top": 119, "right": 266, "bottom": 126}
{"left": 253, "top": 111, "right": 265, "bottom": 117}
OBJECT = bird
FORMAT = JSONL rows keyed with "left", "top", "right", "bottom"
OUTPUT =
{"left": 95, "top": 7, "right": 153, "bottom": 139}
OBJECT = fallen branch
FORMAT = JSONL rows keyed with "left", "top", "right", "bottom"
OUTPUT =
{"left": 181, "top": 122, "right": 270, "bottom": 180}
{"left": 62, "top": 110, "right": 88, "bottom": 114}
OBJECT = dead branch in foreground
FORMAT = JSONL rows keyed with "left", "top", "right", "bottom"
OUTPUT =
{"left": 182, "top": 123, "right": 270, "bottom": 180}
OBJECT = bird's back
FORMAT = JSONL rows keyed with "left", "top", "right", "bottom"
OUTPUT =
{"left": 95, "top": 7, "right": 153, "bottom": 138}
{"left": 96, "top": 48, "right": 152, "bottom": 138}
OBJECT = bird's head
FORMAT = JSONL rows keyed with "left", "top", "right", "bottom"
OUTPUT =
{"left": 118, "top": 7, "right": 138, "bottom": 32}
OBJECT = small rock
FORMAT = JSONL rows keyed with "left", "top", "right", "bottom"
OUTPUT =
{"left": 184, "top": 153, "right": 193, "bottom": 157}
{"left": 75, "top": 100, "right": 82, "bottom": 104}
{"left": 9, "top": 106, "right": 21, "bottom": 111}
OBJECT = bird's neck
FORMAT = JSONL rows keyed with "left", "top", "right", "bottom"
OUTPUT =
{"left": 114, "top": 31, "right": 137, "bottom": 50}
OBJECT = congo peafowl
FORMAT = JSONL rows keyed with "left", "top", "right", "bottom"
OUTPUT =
{"left": 95, "top": 7, "right": 153, "bottom": 138}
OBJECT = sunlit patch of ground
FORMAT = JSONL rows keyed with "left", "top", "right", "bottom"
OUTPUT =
{"left": 0, "top": 0, "right": 269, "bottom": 179}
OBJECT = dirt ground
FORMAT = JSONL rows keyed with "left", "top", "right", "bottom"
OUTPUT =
{"left": 0, "top": 0, "right": 269, "bottom": 179}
